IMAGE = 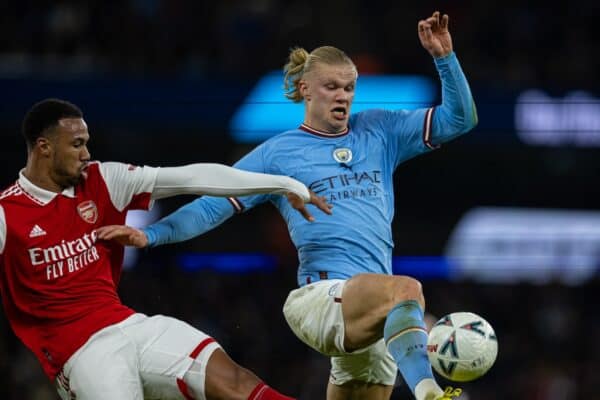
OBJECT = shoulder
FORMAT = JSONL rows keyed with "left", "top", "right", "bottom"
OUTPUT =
{"left": 269, "top": 129, "right": 303, "bottom": 144}
{"left": 349, "top": 109, "right": 393, "bottom": 136}
{"left": 350, "top": 109, "right": 389, "bottom": 128}
{"left": 94, "top": 161, "right": 155, "bottom": 183}
{"left": 351, "top": 108, "right": 419, "bottom": 131}
{"left": 255, "top": 129, "right": 304, "bottom": 153}
{"left": 0, "top": 182, "right": 22, "bottom": 203}
{"left": 86, "top": 161, "right": 102, "bottom": 176}
{"left": 350, "top": 108, "right": 412, "bottom": 126}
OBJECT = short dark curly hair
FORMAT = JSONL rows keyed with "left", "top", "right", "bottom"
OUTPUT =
{"left": 22, "top": 98, "right": 83, "bottom": 150}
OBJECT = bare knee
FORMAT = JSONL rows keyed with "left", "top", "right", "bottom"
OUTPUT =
{"left": 384, "top": 276, "right": 424, "bottom": 310}
{"left": 341, "top": 274, "right": 427, "bottom": 349}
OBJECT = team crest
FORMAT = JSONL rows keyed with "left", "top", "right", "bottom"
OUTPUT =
{"left": 77, "top": 200, "right": 98, "bottom": 224}
{"left": 333, "top": 148, "right": 353, "bottom": 163}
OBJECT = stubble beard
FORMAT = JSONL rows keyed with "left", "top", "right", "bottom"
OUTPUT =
{"left": 53, "top": 161, "right": 82, "bottom": 188}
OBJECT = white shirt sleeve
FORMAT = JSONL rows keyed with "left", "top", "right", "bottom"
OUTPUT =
{"left": 152, "top": 163, "right": 310, "bottom": 202}
{"left": 0, "top": 205, "right": 5, "bottom": 254}
{"left": 99, "top": 162, "right": 159, "bottom": 212}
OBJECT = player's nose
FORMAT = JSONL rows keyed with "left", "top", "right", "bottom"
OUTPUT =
{"left": 335, "top": 90, "right": 351, "bottom": 103}
{"left": 81, "top": 146, "right": 91, "bottom": 161}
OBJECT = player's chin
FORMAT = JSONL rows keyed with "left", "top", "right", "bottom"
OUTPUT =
{"left": 329, "top": 120, "right": 348, "bottom": 132}
{"left": 66, "top": 172, "right": 84, "bottom": 186}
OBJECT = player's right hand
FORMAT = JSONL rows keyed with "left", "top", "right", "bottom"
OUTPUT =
{"left": 418, "top": 11, "right": 453, "bottom": 58}
{"left": 286, "top": 189, "right": 333, "bottom": 222}
{"left": 96, "top": 225, "right": 149, "bottom": 248}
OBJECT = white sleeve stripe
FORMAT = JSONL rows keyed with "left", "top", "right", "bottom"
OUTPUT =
{"left": 423, "top": 107, "right": 440, "bottom": 150}
{"left": 0, "top": 205, "right": 6, "bottom": 254}
{"left": 227, "top": 197, "right": 244, "bottom": 213}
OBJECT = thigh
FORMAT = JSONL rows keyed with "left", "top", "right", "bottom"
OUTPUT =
{"left": 57, "top": 322, "right": 143, "bottom": 400}
{"left": 125, "top": 314, "right": 221, "bottom": 400}
{"left": 341, "top": 274, "right": 422, "bottom": 350}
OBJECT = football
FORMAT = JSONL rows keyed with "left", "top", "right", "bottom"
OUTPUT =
{"left": 427, "top": 312, "right": 498, "bottom": 382}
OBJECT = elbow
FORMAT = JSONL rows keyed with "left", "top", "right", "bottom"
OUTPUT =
{"left": 469, "top": 101, "right": 479, "bottom": 130}
{"left": 432, "top": 102, "right": 478, "bottom": 143}
{"left": 457, "top": 101, "right": 478, "bottom": 135}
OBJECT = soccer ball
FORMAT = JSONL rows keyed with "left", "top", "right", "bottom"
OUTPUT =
{"left": 427, "top": 312, "right": 498, "bottom": 382}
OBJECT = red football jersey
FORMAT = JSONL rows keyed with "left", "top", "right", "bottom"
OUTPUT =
{"left": 0, "top": 161, "right": 157, "bottom": 380}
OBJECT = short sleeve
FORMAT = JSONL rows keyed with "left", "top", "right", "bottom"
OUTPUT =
{"left": 98, "top": 162, "right": 159, "bottom": 211}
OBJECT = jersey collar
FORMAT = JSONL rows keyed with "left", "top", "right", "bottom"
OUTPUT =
{"left": 18, "top": 169, "right": 76, "bottom": 205}
{"left": 299, "top": 123, "right": 349, "bottom": 138}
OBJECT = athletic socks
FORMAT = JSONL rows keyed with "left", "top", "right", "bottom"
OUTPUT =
{"left": 383, "top": 300, "right": 443, "bottom": 400}
{"left": 248, "top": 382, "right": 295, "bottom": 400}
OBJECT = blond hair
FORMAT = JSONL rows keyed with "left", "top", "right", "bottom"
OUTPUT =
{"left": 283, "top": 46, "right": 356, "bottom": 103}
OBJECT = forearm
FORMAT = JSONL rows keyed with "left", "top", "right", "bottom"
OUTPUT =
{"left": 431, "top": 52, "right": 478, "bottom": 142}
{"left": 144, "top": 197, "right": 235, "bottom": 247}
{"left": 151, "top": 163, "right": 309, "bottom": 202}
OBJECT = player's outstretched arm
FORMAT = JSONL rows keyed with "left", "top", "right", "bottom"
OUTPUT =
{"left": 152, "top": 163, "right": 310, "bottom": 201}
{"left": 97, "top": 188, "right": 331, "bottom": 248}
{"left": 153, "top": 163, "right": 331, "bottom": 219}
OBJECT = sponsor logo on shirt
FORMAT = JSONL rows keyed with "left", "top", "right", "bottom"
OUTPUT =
{"left": 29, "top": 224, "right": 47, "bottom": 238}
{"left": 77, "top": 200, "right": 98, "bottom": 224}
{"left": 308, "top": 170, "right": 382, "bottom": 203}
{"left": 28, "top": 231, "right": 100, "bottom": 280}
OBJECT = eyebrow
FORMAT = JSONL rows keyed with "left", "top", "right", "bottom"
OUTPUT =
{"left": 323, "top": 77, "right": 356, "bottom": 86}
{"left": 71, "top": 134, "right": 89, "bottom": 142}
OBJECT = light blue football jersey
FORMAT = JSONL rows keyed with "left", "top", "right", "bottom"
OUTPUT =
{"left": 144, "top": 52, "right": 477, "bottom": 286}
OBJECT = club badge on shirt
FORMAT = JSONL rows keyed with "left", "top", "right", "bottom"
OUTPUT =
{"left": 332, "top": 148, "right": 353, "bottom": 163}
{"left": 77, "top": 200, "right": 98, "bottom": 224}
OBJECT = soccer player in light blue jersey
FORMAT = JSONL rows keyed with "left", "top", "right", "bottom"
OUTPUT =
{"left": 99, "top": 11, "right": 476, "bottom": 400}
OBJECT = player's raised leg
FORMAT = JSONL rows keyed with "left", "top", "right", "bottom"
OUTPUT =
{"left": 339, "top": 273, "right": 445, "bottom": 400}
{"left": 129, "top": 314, "right": 295, "bottom": 400}
{"left": 193, "top": 349, "right": 295, "bottom": 400}
{"left": 55, "top": 317, "right": 146, "bottom": 400}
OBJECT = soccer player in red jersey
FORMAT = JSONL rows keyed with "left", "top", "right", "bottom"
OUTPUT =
{"left": 0, "top": 98, "right": 331, "bottom": 400}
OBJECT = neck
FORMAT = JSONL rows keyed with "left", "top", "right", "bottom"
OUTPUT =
{"left": 302, "top": 118, "right": 347, "bottom": 135}
{"left": 23, "top": 157, "right": 63, "bottom": 193}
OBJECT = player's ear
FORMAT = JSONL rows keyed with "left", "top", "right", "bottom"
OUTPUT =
{"left": 36, "top": 137, "right": 53, "bottom": 156}
{"left": 299, "top": 80, "right": 311, "bottom": 101}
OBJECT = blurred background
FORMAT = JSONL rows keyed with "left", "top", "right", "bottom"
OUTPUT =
{"left": 1, "top": 1, "right": 599, "bottom": 399}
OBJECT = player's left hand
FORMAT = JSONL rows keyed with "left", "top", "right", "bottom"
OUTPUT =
{"left": 287, "top": 190, "right": 333, "bottom": 222}
{"left": 96, "top": 225, "right": 149, "bottom": 248}
{"left": 418, "top": 11, "right": 453, "bottom": 58}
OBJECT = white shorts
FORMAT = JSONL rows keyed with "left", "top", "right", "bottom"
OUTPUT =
{"left": 283, "top": 279, "right": 397, "bottom": 386}
{"left": 55, "top": 313, "right": 221, "bottom": 400}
